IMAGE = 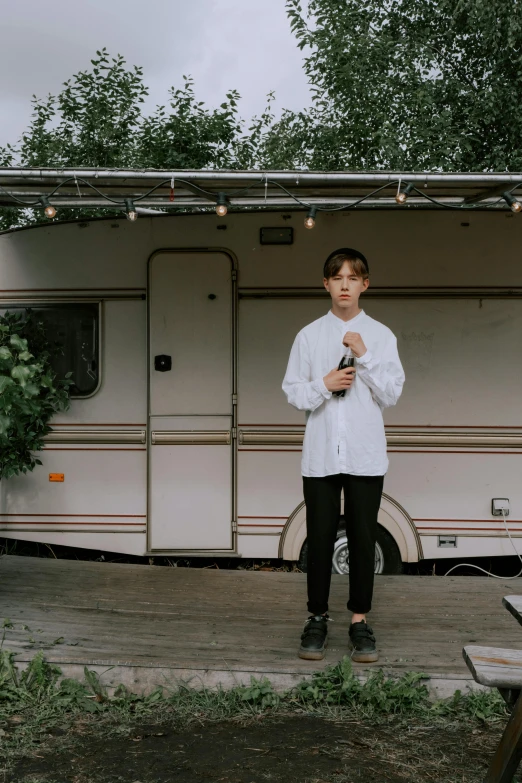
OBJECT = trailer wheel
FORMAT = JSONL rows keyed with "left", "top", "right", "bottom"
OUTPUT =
{"left": 297, "top": 525, "right": 403, "bottom": 575}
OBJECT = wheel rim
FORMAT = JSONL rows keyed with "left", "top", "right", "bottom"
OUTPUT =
{"left": 332, "top": 535, "right": 384, "bottom": 575}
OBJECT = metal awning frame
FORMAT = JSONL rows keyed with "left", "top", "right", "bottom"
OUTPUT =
{"left": 1, "top": 168, "right": 522, "bottom": 214}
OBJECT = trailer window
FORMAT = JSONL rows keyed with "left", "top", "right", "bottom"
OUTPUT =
{"left": 1, "top": 304, "right": 100, "bottom": 397}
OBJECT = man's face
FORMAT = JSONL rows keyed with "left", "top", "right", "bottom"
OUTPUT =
{"left": 323, "top": 260, "right": 369, "bottom": 308}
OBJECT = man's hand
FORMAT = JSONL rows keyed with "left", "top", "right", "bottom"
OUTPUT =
{"left": 342, "top": 331, "right": 367, "bottom": 358}
{"left": 323, "top": 366, "right": 356, "bottom": 393}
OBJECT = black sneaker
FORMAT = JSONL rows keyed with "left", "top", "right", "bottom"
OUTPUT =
{"left": 298, "top": 614, "right": 329, "bottom": 660}
{"left": 349, "top": 621, "right": 378, "bottom": 662}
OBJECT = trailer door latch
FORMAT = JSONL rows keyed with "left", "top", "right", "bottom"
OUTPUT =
{"left": 154, "top": 354, "right": 172, "bottom": 372}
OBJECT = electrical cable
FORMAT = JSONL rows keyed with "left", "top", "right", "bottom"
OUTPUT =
{"left": 0, "top": 176, "right": 222, "bottom": 209}
{"left": 444, "top": 509, "right": 522, "bottom": 579}
{"left": 266, "top": 179, "right": 401, "bottom": 211}
{"left": 2, "top": 176, "right": 522, "bottom": 214}
{"left": 407, "top": 184, "right": 508, "bottom": 211}
{"left": 0, "top": 178, "right": 123, "bottom": 207}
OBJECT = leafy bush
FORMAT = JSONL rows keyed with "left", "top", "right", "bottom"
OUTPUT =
{"left": 291, "top": 655, "right": 431, "bottom": 714}
{"left": 0, "top": 310, "right": 72, "bottom": 479}
{"left": 237, "top": 676, "right": 280, "bottom": 709}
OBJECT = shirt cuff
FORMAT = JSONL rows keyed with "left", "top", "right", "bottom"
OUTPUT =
{"left": 313, "top": 377, "right": 332, "bottom": 399}
{"left": 356, "top": 349, "right": 374, "bottom": 367}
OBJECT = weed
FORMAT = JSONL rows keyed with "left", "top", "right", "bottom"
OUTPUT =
{"left": 433, "top": 686, "right": 507, "bottom": 722}
{"left": 237, "top": 677, "right": 280, "bottom": 709}
{"left": 0, "top": 650, "right": 508, "bottom": 724}
{"left": 0, "top": 649, "right": 510, "bottom": 776}
{"left": 289, "top": 656, "right": 431, "bottom": 716}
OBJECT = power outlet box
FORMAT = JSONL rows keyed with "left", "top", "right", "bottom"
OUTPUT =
{"left": 492, "top": 498, "right": 510, "bottom": 517}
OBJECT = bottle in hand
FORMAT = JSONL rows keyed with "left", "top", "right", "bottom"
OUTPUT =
{"left": 333, "top": 354, "right": 355, "bottom": 398}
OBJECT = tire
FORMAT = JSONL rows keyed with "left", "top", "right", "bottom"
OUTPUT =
{"left": 297, "top": 524, "right": 403, "bottom": 576}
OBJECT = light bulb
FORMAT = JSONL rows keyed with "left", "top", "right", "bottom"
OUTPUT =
{"left": 304, "top": 206, "right": 317, "bottom": 229}
{"left": 395, "top": 182, "right": 414, "bottom": 204}
{"left": 40, "top": 196, "right": 56, "bottom": 218}
{"left": 503, "top": 192, "right": 522, "bottom": 213}
{"left": 124, "top": 199, "right": 138, "bottom": 222}
{"left": 216, "top": 193, "right": 228, "bottom": 217}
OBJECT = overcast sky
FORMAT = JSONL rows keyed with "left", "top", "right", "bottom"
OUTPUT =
{"left": 0, "top": 0, "right": 311, "bottom": 148}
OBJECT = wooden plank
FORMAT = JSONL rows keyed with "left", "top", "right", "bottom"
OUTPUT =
{"left": 464, "top": 646, "right": 522, "bottom": 688}
{"left": 1, "top": 556, "right": 522, "bottom": 686}
{"left": 503, "top": 596, "right": 522, "bottom": 626}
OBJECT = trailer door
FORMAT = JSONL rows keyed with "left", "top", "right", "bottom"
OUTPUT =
{"left": 148, "top": 251, "right": 235, "bottom": 551}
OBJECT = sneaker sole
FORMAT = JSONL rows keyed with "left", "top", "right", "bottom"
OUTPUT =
{"left": 298, "top": 639, "right": 328, "bottom": 660}
{"left": 349, "top": 647, "right": 379, "bottom": 663}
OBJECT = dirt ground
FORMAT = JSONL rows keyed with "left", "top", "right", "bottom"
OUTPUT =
{"left": 5, "top": 713, "right": 518, "bottom": 783}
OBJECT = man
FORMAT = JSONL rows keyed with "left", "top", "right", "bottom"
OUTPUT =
{"left": 282, "top": 248, "right": 405, "bottom": 662}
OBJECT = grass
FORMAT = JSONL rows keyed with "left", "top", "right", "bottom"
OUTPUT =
{"left": 0, "top": 649, "right": 513, "bottom": 783}
{"left": 0, "top": 648, "right": 509, "bottom": 766}
{"left": 0, "top": 647, "right": 509, "bottom": 723}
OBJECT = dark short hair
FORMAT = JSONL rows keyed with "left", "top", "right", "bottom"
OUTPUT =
{"left": 323, "top": 247, "right": 369, "bottom": 280}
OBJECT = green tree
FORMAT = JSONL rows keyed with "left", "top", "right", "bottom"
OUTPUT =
{"left": 138, "top": 76, "right": 244, "bottom": 169}
{"left": 3, "top": 1, "right": 519, "bottom": 231}
{"left": 0, "top": 49, "right": 272, "bottom": 231}
{"left": 276, "top": 0, "right": 522, "bottom": 171}
{"left": 11, "top": 49, "right": 253, "bottom": 170}
{"left": 19, "top": 49, "right": 147, "bottom": 169}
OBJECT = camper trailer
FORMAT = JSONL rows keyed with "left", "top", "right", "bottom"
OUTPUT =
{"left": 1, "top": 169, "right": 521, "bottom": 574}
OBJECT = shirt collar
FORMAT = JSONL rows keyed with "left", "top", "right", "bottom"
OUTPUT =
{"left": 327, "top": 309, "right": 365, "bottom": 329}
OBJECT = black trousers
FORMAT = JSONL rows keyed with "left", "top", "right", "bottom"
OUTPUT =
{"left": 303, "top": 473, "right": 384, "bottom": 615}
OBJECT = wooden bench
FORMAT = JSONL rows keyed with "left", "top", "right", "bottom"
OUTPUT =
{"left": 463, "top": 596, "right": 522, "bottom": 783}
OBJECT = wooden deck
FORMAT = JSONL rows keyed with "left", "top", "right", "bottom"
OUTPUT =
{"left": 2, "top": 555, "right": 522, "bottom": 698}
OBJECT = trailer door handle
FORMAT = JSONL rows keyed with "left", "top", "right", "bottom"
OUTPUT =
{"left": 154, "top": 354, "right": 172, "bottom": 372}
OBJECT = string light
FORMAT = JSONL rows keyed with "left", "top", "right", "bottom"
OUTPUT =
{"left": 40, "top": 196, "right": 56, "bottom": 219}
{"left": 502, "top": 192, "right": 522, "bottom": 213}
{"left": 3, "top": 175, "right": 522, "bottom": 219}
{"left": 124, "top": 199, "right": 138, "bottom": 222}
{"left": 304, "top": 206, "right": 317, "bottom": 229}
{"left": 215, "top": 192, "right": 228, "bottom": 217}
{"left": 395, "top": 182, "right": 414, "bottom": 204}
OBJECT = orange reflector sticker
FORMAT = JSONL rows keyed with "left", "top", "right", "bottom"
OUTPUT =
{"left": 49, "top": 473, "right": 64, "bottom": 482}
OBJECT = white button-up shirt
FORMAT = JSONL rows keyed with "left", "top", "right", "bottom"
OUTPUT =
{"left": 282, "top": 309, "right": 405, "bottom": 477}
